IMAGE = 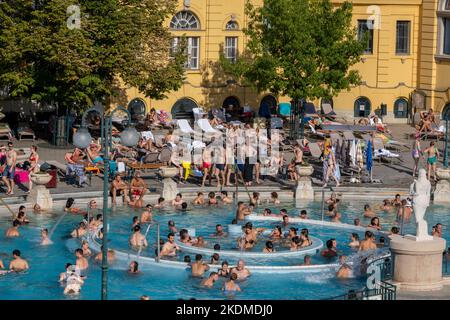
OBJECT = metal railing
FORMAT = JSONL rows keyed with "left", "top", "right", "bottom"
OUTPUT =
{"left": 326, "top": 255, "right": 396, "bottom": 300}
{"left": 328, "top": 281, "right": 397, "bottom": 300}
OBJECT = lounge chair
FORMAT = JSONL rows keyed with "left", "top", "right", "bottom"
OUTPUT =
{"left": 17, "top": 126, "right": 35, "bottom": 141}
{"left": 321, "top": 103, "right": 337, "bottom": 120}
{"left": 196, "top": 118, "right": 220, "bottom": 134}
{"left": 177, "top": 119, "right": 195, "bottom": 134}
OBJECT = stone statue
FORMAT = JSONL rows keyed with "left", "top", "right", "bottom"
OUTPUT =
{"left": 409, "top": 169, "right": 433, "bottom": 241}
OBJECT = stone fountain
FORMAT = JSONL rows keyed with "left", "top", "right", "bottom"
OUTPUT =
{"left": 295, "top": 164, "right": 314, "bottom": 202}
{"left": 158, "top": 166, "right": 179, "bottom": 201}
{"left": 390, "top": 169, "right": 446, "bottom": 291}
{"left": 28, "top": 172, "right": 53, "bottom": 210}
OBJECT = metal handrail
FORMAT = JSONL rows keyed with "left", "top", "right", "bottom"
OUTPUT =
{"left": 327, "top": 281, "right": 396, "bottom": 300}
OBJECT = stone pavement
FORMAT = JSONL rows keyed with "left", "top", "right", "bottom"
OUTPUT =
{"left": 3, "top": 123, "right": 447, "bottom": 199}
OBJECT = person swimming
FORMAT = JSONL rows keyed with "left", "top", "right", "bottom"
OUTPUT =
{"left": 349, "top": 233, "right": 360, "bottom": 248}
{"left": 9, "top": 249, "right": 29, "bottom": 272}
{"left": 64, "top": 265, "right": 84, "bottom": 295}
{"left": 263, "top": 241, "right": 275, "bottom": 253}
{"left": 40, "top": 228, "right": 52, "bottom": 245}
{"left": 201, "top": 272, "right": 219, "bottom": 288}
{"left": 128, "top": 261, "right": 140, "bottom": 274}
{"left": 191, "top": 254, "right": 210, "bottom": 278}
{"left": 218, "top": 261, "right": 230, "bottom": 277}
{"left": 230, "top": 260, "right": 251, "bottom": 280}
{"left": 222, "top": 273, "right": 241, "bottom": 294}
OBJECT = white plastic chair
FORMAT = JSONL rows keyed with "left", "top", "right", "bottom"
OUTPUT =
{"left": 177, "top": 119, "right": 195, "bottom": 134}
{"left": 196, "top": 118, "right": 219, "bottom": 134}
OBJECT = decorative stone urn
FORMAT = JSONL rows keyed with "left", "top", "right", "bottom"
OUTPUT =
{"left": 434, "top": 168, "right": 450, "bottom": 203}
{"left": 158, "top": 167, "right": 179, "bottom": 201}
{"left": 28, "top": 172, "right": 53, "bottom": 210}
{"left": 295, "top": 164, "right": 314, "bottom": 202}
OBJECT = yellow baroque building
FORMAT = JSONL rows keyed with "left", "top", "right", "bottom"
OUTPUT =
{"left": 122, "top": 0, "right": 450, "bottom": 123}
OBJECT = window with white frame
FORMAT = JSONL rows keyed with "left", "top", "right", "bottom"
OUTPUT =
{"left": 438, "top": 0, "right": 450, "bottom": 56}
{"left": 170, "top": 11, "right": 200, "bottom": 30}
{"left": 171, "top": 37, "right": 200, "bottom": 70}
{"left": 224, "top": 37, "right": 238, "bottom": 63}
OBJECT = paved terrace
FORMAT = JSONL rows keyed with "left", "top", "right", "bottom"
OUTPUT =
{"left": 1, "top": 123, "right": 445, "bottom": 204}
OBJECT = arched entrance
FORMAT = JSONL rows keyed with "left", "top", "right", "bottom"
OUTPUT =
{"left": 259, "top": 95, "right": 278, "bottom": 117}
{"left": 128, "top": 98, "right": 146, "bottom": 122}
{"left": 171, "top": 98, "right": 199, "bottom": 119}
{"left": 443, "top": 103, "right": 450, "bottom": 121}
{"left": 354, "top": 97, "right": 371, "bottom": 117}
{"left": 393, "top": 98, "right": 409, "bottom": 118}
{"left": 222, "top": 96, "right": 240, "bottom": 109}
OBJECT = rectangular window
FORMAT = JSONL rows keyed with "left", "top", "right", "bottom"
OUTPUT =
{"left": 444, "top": 18, "right": 450, "bottom": 55}
{"left": 224, "top": 37, "right": 238, "bottom": 63}
{"left": 396, "top": 21, "right": 410, "bottom": 55}
{"left": 357, "top": 20, "right": 374, "bottom": 54}
{"left": 171, "top": 37, "right": 200, "bottom": 69}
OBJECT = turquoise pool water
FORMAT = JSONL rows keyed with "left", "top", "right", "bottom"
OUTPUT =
{"left": 0, "top": 200, "right": 448, "bottom": 300}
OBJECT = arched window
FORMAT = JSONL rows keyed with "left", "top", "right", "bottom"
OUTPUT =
{"left": 354, "top": 97, "right": 371, "bottom": 117}
{"left": 171, "top": 98, "right": 199, "bottom": 119}
{"left": 393, "top": 98, "right": 409, "bottom": 118}
{"left": 223, "top": 96, "right": 240, "bottom": 109}
{"left": 443, "top": 103, "right": 450, "bottom": 120}
{"left": 128, "top": 98, "right": 146, "bottom": 121}
{"left": 438, "top": 0, "right": 450, "bottom": 56}
{"left": 170, "top": 11, "right": 200, "bottom": 30}
{"left": 225, "top": 21, "right": 239, "bottom": 30}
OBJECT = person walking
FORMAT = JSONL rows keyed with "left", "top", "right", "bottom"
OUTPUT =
{"left": 411, "top": 134, "right": 422, "bottom": 177}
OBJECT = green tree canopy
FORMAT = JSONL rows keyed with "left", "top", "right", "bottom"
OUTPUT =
{"left": 221, "top": 0, "right": 367, "bottom": 100}
{"left": 0, "top": 0, "right": 185, "bottom": 109}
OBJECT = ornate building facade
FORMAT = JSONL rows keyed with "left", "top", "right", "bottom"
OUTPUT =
{"left": 121, "top": 0, "right": 450, "bottom": 123}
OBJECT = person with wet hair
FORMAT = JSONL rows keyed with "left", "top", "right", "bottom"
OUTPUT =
{"left": 201, "top": 272, "right": 219, "bottom": 288}
{"left": 5, "top": 219, "right": 20, "bottom": 238}
{"left": 223, "top": 272, "right": 241, "bottom": 294}
{"left": 128, "top": 261, "right": 140, "bottom": 274}
{"left": 191, "top": 254, "right": 210, "bottom": 277}
{"left": 349, "top": 233, "right": 360, "bottom": 248}
{"left": 129, "top": 225, "right": 148, "bottom": 248}
{"left": 263, "top": 241, "right": 275, "bottom": 253}
{"left": 321, "top": 239, "right": 338, "bottom": 258}
{"left": 359, "top": 231, "right": 377, "bottom": 251}
{"left": 210, "top": 253, "right": 220, "bottom": 264}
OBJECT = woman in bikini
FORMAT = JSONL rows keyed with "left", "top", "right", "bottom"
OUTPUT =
{"left": 27, "top": 145, "right": 40, "bottom": 192}
{"left": 424, "top": 141, "right": 440, "bottom": 181}
{"left": 323, "top": 145, "right": 340, "bottom": 187}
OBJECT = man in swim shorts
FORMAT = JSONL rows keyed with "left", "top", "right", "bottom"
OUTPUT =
{"left": 130, "top": 171, "right": 148, "bottom": 201}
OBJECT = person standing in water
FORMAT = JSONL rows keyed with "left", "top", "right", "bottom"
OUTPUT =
{"left": 9, "top": 249, "right": 29, "bottom": 272}
{"left": 223, "top": 273, "right": 241, "bottom": 294}
{"left": 41, "top": 228, "right": 52, "bottom": 245}
{"left": 201, "top": 272, "right": 219, "bottom": 288}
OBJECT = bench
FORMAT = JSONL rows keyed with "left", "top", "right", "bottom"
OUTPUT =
{"left": 125, "top": 163, "right": 167, "bottom": 180}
